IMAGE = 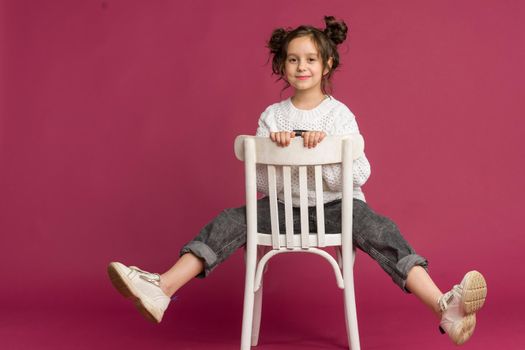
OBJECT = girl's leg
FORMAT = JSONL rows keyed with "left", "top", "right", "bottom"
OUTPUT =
{"left": 108, "top": 197, "right": 274, "bottom": 323}
{"left": 405, "top": 266, "right": 443, "bottom": 318}
{"left": 159, "top": 253, "right": 204, "bottom": 297}
{"left": 160, "top": 197, "right": 275, "bottom": 296}
{"left": 325, "top": 199, "right": 429, "bottom": 292}
{"left": 324, "top": 199, "right": 486, "bottom": 345}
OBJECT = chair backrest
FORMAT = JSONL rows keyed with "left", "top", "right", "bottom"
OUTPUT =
{"left": 234, "top": 135, "right": 364, "bottom": 250}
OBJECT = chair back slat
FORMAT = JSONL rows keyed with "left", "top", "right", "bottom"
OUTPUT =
{"left": 314, "top": 165, "right": 326, "bottom": 247}
{"left": 267, "top": 165, "right": 280, "bottom": 249}
{"left": 282, "top": 166, "right": 294, "bottom": 248}
{"left": 298, "top": 166, "right": 310, "bottom": 248}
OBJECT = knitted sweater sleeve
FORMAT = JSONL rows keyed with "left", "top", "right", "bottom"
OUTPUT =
{"left": 323, "top": 105, "right": 371, "bottom": 191}
{"left": 255, "top": 107, "right": 283, "bottom": 196}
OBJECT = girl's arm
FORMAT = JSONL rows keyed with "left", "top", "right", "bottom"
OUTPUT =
{"left": 255, "top": 109, "right": 284, "bottom": 196}
{"left": 322, "top": 106, "right": 371, "bottom": 191}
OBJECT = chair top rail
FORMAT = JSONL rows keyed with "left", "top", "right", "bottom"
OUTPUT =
{"left": 234, "top": 135, "right": 364, "bottom": 165}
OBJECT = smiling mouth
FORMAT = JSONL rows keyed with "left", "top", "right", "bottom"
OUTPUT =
{"left": 296, "top": 76, "right": 311, "bottom": 80}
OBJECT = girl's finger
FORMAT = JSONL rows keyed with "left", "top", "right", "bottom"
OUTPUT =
{"left": 313, "top": 132, "right": 319, "bottom": 147}
{"left": 309, "top": 132, "right": 315, "bottom": 147}
{"left": 285, "top": 132, "right": 291, "bottom": 146}
{"left": 281, "top": 132, "right": 287, "bottom": 146}
{"left": 315, "top": 132, "right": 323, "bottom": 146}
{"left": 270, "top": 132, "right": 276, "bottom": 142}
{"left": 280, "top": 132, "right": 287, "bottom": 146}
{"left": 276, "top": 132, "right": 282, "bottom": 146}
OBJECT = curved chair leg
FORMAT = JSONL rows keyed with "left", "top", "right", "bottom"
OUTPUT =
{"left": 336, "top": 246, "right": 343, "bottom": 270}
{"left": 336, "top": 246, "right": 356, "bottom": 270}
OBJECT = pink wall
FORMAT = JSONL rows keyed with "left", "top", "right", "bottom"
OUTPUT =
{"left": 1, "top": 0, "right": 524, "bottom": 341}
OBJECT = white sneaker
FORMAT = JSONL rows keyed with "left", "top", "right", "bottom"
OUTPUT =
{"left": 438, "top": 270, "right": 487, "bottom": 345}
{"left": 107, "top": 262, "right": 170, "bottom": 323}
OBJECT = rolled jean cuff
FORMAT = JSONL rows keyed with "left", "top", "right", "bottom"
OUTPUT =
{"left": 394, "top": 253, "right": 429, "bottom": 293}
{"left": 179, "top": 241, "right": 218, "bottom": 278}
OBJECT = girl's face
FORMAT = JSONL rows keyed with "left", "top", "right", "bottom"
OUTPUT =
{"left": 284, "top": 36, "right": 332, "bottom": 95}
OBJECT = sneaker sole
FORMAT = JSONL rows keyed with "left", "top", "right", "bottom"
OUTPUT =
{"left": 453, "top": 314, "right": 477, "bottom": 345}
{"left": 460, "top": 270, "right": 487, "bottom": 315}
{"left": 107, "top": 262, "right": 162, "bottom": 323}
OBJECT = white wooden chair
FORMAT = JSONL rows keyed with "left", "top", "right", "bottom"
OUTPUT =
{"left": 234, "top": 134, "right": 365, "bottom": 350}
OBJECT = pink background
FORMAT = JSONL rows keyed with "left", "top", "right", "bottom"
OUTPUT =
{"left": 1, "top": 0, "right": 524, "bottom": 349}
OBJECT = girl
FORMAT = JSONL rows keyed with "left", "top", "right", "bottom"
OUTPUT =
{"left": 108, "top": 16, "right": 487, "bottom": 346}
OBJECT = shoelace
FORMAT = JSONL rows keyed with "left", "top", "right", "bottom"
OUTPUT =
{"left": 438, "top": 290, "right": 454, "bottom": 313}
{"left": 129, "top": 266, "right": 177, "bottom": 301}
{"left": 129, "top": 266, "right": 162, "bottom": 288}
{"left": 438, "top": 284, "right": 463, "bottom": 312}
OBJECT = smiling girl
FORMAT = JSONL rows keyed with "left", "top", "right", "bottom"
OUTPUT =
{"left": 108, "top": 16, "right": 487, "bottom": 346}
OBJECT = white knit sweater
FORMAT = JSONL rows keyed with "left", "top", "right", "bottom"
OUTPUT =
{"left": 255, "top": 95, "right": 371, "bottom": 206}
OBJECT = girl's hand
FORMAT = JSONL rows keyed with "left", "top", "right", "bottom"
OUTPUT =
{"left": 270, "top": 131, "right": 295, "bottom": 147}
{"left": 301, "top": 131, "right": 326, "bottom": 148}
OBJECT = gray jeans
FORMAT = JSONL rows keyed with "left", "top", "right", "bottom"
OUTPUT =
{"left": 180, "top": 197, "right": 428, "bottom": 293}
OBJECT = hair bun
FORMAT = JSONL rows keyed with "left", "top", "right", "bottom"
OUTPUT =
{"left": 267, "top": 28, "right": 288, "bottom": 54}
{"left": 323, "top": 16, "right": 348, "bottom": 45}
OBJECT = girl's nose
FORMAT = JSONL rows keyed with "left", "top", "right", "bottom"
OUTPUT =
{"left": 297, "top": 61, "right": 306, "bottom": 71}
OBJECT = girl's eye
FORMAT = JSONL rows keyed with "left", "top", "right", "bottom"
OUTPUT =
{"left": 288, "top": 58, "right": 297, "bottom": 63}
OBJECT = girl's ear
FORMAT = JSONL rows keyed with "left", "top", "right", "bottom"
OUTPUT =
{"left": 323, "top": 57, "right": 334, "bottom": 75}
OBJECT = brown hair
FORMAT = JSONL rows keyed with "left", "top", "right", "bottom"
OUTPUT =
{"left": 267, "top": 16, "right": 348, "bottom": 94}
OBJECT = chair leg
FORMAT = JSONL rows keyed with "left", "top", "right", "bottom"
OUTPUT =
{"left": 342, "top": 251, "right": 360, "bottom": 350}
{"left": 251, "top": 245, "right": 270, "bottom": 346}
{"left": 241, "top": 250, "right": 257, "bottom": 349}
{"left": 343, "top": 290, "right": 360, "bottom": 350}
{"left": 251, "top": 280, "right": 263, "bottom": 346}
